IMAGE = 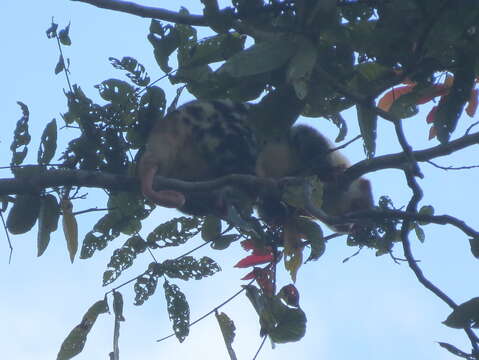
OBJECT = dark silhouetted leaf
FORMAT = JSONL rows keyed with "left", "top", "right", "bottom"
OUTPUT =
{"left": 134, "top": 270, "right": 159, "bottom": 305}
{"left": 295, "top": 217, "right": 325, "bottom": 262}
{"left": 469, "top": 238, "right": 479, "bottom": 259}
{"left": 61, "top": 199, "right": 78, "bottom": 263}
{"left": 109, "top": 56, "right": 150, "bottom": 87}
{"left": 215, "top": 312, "right": 237, "bottom": 360}
{"left": 438, "top": 342, "right": 474, "bottom": 359}
{"left": 38, "top": 119, "right": 57, "bottom": 165}
{"left": 37, "top": 194, "right": 60, "bottom": 257}
{"left": 164, "top": 280, "right": 190, "bottom": 343}
{"left": 218, "top": 38, "right": 297, "bottom": 77}
{"left": 201, "top": 215, "right": 222, "bottom": 241}
{"left": 357, "top": 100, "right": 377, "bottom": 158}
{"left": 103, "top": 235, "right": 147, "bottom": 286}
{"left": 148, "top": 20, "right": 181, "bottom": 73}
{"left": 55, "top": 55, "right": 65, "bottom": 74}
{"left": 287, "top": 37, "right": 317, "bottom": 100}
{"left": 46, "top": 21, "right": 58, "bottom": 38}
{"left": 211, "top": 234, "right": 240, "bottom": 250}
{"left": 413, "top": 223, "right": 425, "bottom": 243}
{"left": 159, "top": 256, "right": 221, "bottom": 280}
{"left": 443, "top": 297, "right": 479, "bottom": 329}
{"left": 7, "top": 194, "right": 41, "bottom": 235}
{"left": 57, "top": 299, "right": 109, "bottom": 360}
{"left": 146, "top": 217, "right": 202, "bottom": 248}
{"left": 59, "top": 23, "right": 71, "bottom": 45}
{"left": 10, "top": 102, "right": 31, "bottom": 166}
{"left": 113, "top": 291, "right": 125, "bottom": 322}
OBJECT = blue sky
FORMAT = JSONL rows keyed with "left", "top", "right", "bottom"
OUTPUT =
{"left": 1, "top": 1, "right": 478, "bottom": 359}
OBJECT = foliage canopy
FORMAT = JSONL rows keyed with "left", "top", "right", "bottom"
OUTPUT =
{"left": 4, "top": 0, "right": 479, "bottom": 359}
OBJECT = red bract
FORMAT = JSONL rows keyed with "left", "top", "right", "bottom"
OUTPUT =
{"left": 234, "top": 254, "right": 274, "bottom": 268}
{"left": 378, "top": 85, "right": 414, "bottom": 111}
{"left": 426, "top": 106, "right": 437, "bottom": 124}
{"left": 240, "top": 239, "right": 255, "bottom": 251}
{"left": 466, "top": 89, "right": 478, "bottom": 117}
{"left": 416, "top": 84, "right": 449, "bottom": 104}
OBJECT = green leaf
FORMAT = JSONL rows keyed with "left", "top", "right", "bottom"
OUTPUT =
{"left": 37, "top": 194, "right": 60, "bottom": 257}
{"left": 134, "top": 270, "right": 159, "bottom": 305}
{"left": 244, "top": 284, "right": 267, "bottom": 315}
{"left": 146, "top": 217, "right": 202, "bottom": 248}
{"left": 103, "top": 235, "right": 147, "bottom": 286}
{"left": 55, "top": 55, "right": 65, "bottom": 74}
{"left": 160, "top": 256, "right": 221, "bottom": 281}
{"left": 148, "top": 20, "right": 180, "bottom": 73}
{"left": 201, "top": 215, "right": 222, "bottom": 241}
{"left": 164, "top": 280, "right": 190, "bottom": 343}
{"left": 57, "top": 299, "right": 109, "bottom": 360}
{"left": 413, "top": 223, "right": 425, "bottom": 243}
{"left": 245, "top": 285, "right": 306, "bottom": 343}
{"left": 267, "top": 305, "right": 307, "bottom": 344}
{"left": 37, "top": 119, "right": 57, "bottom": 165}
{"left": 211, "top": 234, "right": 240, "bottom": 250}
{"left": 109, "top": 56, "right": 150, "bottom": 87}
{"left": 294, "top": 217, "right": 325, "bottom": 262}
{"left": 113, "top": 291, "right": 125, "bottom": 322}
{"left": 95, "top": 79, "right": 136, "bottom": 104}
{"left": 435, "top": 51, "right": 475, "bottom": 143}
{"left": 7, "top": 194, "right": 41, "bottom": 235}
{"left": 356, "top": 62, "right": 392, "bottom": 82}
{"left": 418, "top": 205, "right": 434, "bottom": 225}
{"left": 61, "top": 199, "right": 78, "bottom": 263}
{"left": 356, "top": 100, "right": 377, "bottom": 158}
{"left": 287, "top": 37, "right": 317, "bottom": 100}
{"left": 215, "top": 312, "right": 237, "bottom": 360}
{"left": 443, "top": 297, "right": 479, "bottom": 329}
{"left": 182, "top": 33, "right": 245, "bottom": 68}
{"left": 218, "top": 38, "right": 297, "bottom": 77}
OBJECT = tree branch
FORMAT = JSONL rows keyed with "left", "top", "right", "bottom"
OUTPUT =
{"left": 0, "top": 169, "right": 277, "bottom": 197}
{"left": 71, "top": 0, "right": 208, "bottom": 25}
{"left": 343, "top": 131, "right": 479, "bottom": 184}
{"left": 2, "top": 128, "right": 478, "bottom": 198}
{"left": 353, "top": 209, "right": 479, "bottom": 240}
{"left": 71, "top": 0, "right": 278, "bottom": 40}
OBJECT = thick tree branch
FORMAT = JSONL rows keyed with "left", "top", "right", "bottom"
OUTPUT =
{"left": 0, "top": 169, "right": 276, "bottom": 197}
{"left": 71, "top": 0, "right": 208, "bottom": 25}
{"left": 0, "top": 169, "right": 135, "bottom": 196}
{"left": 2, "top": 129, "right": 478, "bottom": 197}
{"left": 71, "top": 0, "right": 278, "bottom": 40}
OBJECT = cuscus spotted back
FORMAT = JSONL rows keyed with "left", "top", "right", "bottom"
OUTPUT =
{"left": 138, "top": 99, "right": 257, "bottom": 216}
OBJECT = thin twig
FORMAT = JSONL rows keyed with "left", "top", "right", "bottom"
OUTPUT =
{"left": 73, "top": 207, "right": 109, "bottom": 216}
{"left": 349, "top": 209, "right": 479, "bottom": 240}
{"left": 147, "top": 247, "right": 158, "bottom": 263}
{"left": 55, "top": 30, "right": 73, "bottom": 93}
{"left": 156, "top": 279, "right": 255, "bottom": 342}
{"left": 252, "top": 335, "right": 268, "bottom": 360}
{"left": 329, "top": 135, "right": 362, "bottom": 153}
{"left": 0, "top": 211, "right": 13, "bottom": 263}
{"left": 427, "top": 160, "right": 479, "bottom": 171}
{"left": 465, "top": 120, "right": 479, "bottom": 135}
